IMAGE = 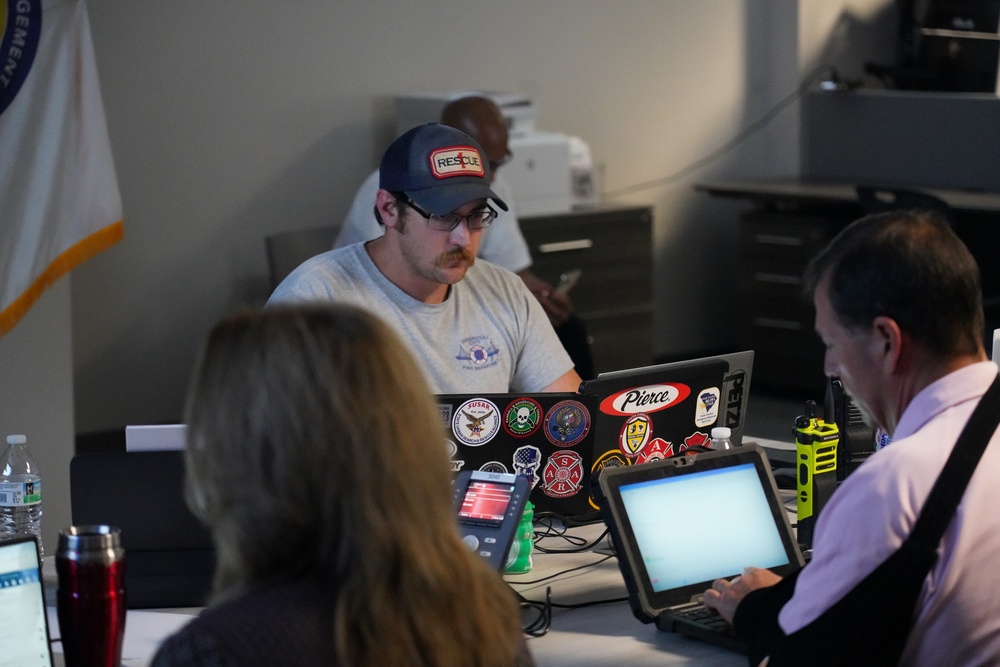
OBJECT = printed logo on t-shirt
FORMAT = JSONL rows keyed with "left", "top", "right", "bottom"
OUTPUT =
{"left": 456, "top": 335, "right": 500, "bottom": 371}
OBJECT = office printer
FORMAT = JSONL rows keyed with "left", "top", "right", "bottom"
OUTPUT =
{"left": 394, "top": 92, "right": 597, "bottom": 216}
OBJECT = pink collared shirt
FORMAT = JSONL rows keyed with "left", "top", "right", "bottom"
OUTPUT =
{"left": 779, "top": 362, "right": 1000, "bottom": 665}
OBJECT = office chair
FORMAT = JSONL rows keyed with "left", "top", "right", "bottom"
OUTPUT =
{"left": 264, "top": 224, "right": 341, "bottom": 290}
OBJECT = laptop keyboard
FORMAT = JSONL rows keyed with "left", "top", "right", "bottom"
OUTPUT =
{"left": 674, "top": 604, "right": 738, "bottom": 638}
{"left": 656, "top": 601, "right": 748, "bottom": 653}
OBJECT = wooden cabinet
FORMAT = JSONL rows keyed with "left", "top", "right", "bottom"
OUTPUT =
{"left": 520, "top": 206, "right": 654, "bottom": 375}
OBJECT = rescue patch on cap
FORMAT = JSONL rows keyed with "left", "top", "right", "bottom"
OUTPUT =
{"left": 429, "top": 145, "right": 485, "bottom": 179}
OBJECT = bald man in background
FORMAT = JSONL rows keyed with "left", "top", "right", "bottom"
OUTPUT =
{"left": 335, "top": 95, "right": 594, "bottom": 380}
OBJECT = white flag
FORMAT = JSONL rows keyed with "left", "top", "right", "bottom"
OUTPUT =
{"left": 0, "top": 0, "right": 123, "bottom": 336}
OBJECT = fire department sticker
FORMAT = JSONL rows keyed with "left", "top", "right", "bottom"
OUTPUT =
{"left": 619, "top": 413, "right": 652, "bottom": 458}
{"left": 588, "top": 449, "right": 631, "bottom": 510}
{"left": 636, "top": 438, "right": 674, "bottom": 464}
{"left": 452, "top": 398, "right": 501, "bottom": 446}
{"left": 542, "top": 450, "right": 584, "bottom": 498}
{"left": 544, "top": 400, "right": 591, "bottom": 447}
{"left": 504, "top": 397, "right": 542, "bottom": 437}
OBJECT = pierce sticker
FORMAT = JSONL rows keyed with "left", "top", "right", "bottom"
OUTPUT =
{"left": 541, "top": 451, "right": 585, "bottom": 498}
{"left": 452, "top": 398, "right": 501, "bottom": 446}
{"left": 512, "top": 445, "right": 543, "bottom": 489}
{"left": 429, "top": 145, "right": 485, "bottom": 179}
{"left": 544, "top": 400, "right": 591, "bottom": 447}
{"left": 695, "top": 387, "right": 721, "bottom": 427}
{"left": 599, "top": 383, "right": 691, "bottom": 416}
{"left": 619, "top": 413, "right": 652, "bottom": 458}
{"left": 504, "top": 398, "right": 542, "bottom": 438}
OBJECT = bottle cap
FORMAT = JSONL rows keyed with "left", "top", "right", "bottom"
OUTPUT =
{"left": 711, "top": 427, "right": 732, "bottom": 439}
{"left": 6, "top": 434, "right": 26, "bottom": 446}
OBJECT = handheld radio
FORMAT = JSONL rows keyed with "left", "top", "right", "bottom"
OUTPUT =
{"left": 452, "top": 470, "right": 530, "bottom": 571}
{"left": 795, "top": 377, "right": 840, "bottom": 549}
{"left": 831, "top": 378, "right": 876, "bottom": 480}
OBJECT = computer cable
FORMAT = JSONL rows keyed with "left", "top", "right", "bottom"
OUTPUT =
{"left": 531, "top": 513, "right": 610, "bottom": 554}
{"left": 602, "top": 63, "right": 847, "bottom": 200}
{"left": 519, "top": 587, "right": 552, "bottom": 637}
{"left": 506, "top": 553, "right": 615, "bottom": 587}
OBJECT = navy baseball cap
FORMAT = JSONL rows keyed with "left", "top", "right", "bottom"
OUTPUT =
{"left": 379, "top": 123, "right": 509, "bottom": 216}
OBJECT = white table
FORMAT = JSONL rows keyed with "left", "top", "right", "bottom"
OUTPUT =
{"left": 508, "top": 522, "right": 746, "bottom": 666}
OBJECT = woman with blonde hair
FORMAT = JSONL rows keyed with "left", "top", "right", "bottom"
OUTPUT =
{"left": 152, "top": 304, "right": 530, "bottom": 666}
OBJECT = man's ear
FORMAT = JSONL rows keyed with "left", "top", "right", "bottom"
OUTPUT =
{"left": 871, "top": 315, "right": 904, "bottom": 373}
{"left": 375, "top": 189, "right": 400, "bottom": 230}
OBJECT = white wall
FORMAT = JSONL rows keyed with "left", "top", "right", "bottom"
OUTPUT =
{"left": 0, "top": 280, "right": 74, "bottom": 557}
{"left": 62, "top": 0, "right": 893, "bottom": 433}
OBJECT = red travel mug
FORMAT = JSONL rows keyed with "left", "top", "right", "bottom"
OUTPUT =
{"left": 56, "top": 525, "right": 127, "bottom": 667}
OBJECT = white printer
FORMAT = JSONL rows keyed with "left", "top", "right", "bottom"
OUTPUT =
{"left": 394, "top": 92, "right": 597, "bottom": 216}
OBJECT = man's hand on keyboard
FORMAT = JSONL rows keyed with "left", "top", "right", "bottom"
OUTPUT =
{"left": 703, "top": 566, "right": 783, "bottom": 624}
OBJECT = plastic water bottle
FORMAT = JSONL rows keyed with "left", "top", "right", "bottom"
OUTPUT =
{"left": 1, "top": 434, "right": 44, "bottom": 557}
{"left": 709, "top": 427, "right": 734, "bottom": 451}
{"left": 504, "top": 501, "right": 534, "bottom": 573}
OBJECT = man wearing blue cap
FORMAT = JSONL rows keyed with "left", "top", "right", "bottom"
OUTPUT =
{"left": 268, "top": 123, "right": 582, "bottom": 394}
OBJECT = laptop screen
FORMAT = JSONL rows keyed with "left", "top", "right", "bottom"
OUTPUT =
{"left": 619, "top": 462, "right": 791, "bottom": 593}
{"left": 597, "top": 446, "right": 803, "bottom": 623}
{"left": 0, "top": 536, "right": 53, "bottom": 667}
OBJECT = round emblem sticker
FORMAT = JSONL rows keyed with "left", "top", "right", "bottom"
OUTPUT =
{"left": 544, "top": 400, "right": 591, "bottom": 447}
{"left": 588, "top": 449, "right": 631, "bottom": 510}
{"left": 504, "top": 397, "right": 542, "bottom": 437}
{"left": 452, "top": 398, "right": 501, "bottom": 447}
{"left": 619, "top": 413, "right": 652, "bottom": 458}
{"left": 479, "top": 461, "right": 508, "bottom": 474}
{"left": 542, "top": 450, "right": 585, "bottom": 498}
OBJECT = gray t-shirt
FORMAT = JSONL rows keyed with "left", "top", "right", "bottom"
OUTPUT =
{"left": 267, "top": 243, "right": 573, "bottom": 393}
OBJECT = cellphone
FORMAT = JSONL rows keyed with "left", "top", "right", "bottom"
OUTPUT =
{"left": 555, "top": 268, "right": 582, "bottom": 296}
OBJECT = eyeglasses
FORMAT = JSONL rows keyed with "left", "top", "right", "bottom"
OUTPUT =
{"left": 489, "top": 150, "right": 513, "bottom": 173}
{"left": 396, "top": 196, "right": 497, "bottom": 231}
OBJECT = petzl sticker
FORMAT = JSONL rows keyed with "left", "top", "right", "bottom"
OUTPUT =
{"left": 504, "top": 397, "right": 542, "bottom": 438}
{"left": 619, "top": 413, "right": 652, "bottom": 458}
{"left": 695, "top": 387, "right": 721, "bottom": 427}
{"left": 599, "top": 383, "right": 691, "bottom": 416}
{"left": 544, "top": 400, "right": 591, "bottom": 447}
{"left": 452, "top": 398, "right": 500, "bottom": 446}
{"left": 542, "top": 450, "right": 584, "bottom": 498}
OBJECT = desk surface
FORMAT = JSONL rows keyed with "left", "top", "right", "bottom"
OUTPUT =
{"left": 511, "top": 522, "right": 746, "bottom": 667}
{"left": 44, "top": 527, "right": 745, "bottom": 667}
{"left": 696, "top": 177, "right": 1000, "bottom": 214}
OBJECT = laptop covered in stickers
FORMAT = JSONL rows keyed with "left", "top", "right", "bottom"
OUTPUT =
{"left": 579, "top": 350, "right": 754, "bottom": 502}
{"left": 437, "top": 392, "right": 599, "bottom": 520}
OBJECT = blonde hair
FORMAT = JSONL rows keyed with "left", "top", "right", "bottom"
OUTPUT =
{"left": 184, "top": 304, "right": 522, "bottom": 666}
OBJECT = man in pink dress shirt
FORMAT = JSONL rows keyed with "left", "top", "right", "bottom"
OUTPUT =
{"left": 704, "top": 210, "right": 1000, "bottom": 665}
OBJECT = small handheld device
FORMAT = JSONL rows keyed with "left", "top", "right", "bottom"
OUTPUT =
{"left": 795, "top": 377, "right": 840, "bottom": 549}
{"left": 831, "top": 378, "right": 875, "bottom": 480}
{"left": 555, "top": 268, "right": 582, "bottom": 296}
{"left": 452, "top": 470, "right": 530, "bottom": 571}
